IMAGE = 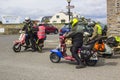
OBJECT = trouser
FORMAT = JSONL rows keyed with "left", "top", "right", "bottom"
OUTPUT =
{"left": 71, "top": 42, "right": 83, "bottom": 65}
{"left": 25, "top": 34, "right": 30, "bottom": 46}
{"left": 38, "top": 39, "right": 44, "bottom": 44}
{"left": 25, "top": 34, "right": 36, "bottom": 50}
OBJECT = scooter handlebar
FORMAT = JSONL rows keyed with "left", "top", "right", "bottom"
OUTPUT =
{"left": 19, "top": 30, "right": 25, "bottom": 34}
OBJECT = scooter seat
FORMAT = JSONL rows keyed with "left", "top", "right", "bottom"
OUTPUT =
{"left": 82, "top": 44, "right": 93, "bottom": 50}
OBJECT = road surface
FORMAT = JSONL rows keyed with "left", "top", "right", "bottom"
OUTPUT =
{"left": 0, "top": 34, "right": 120, "bottom": 80}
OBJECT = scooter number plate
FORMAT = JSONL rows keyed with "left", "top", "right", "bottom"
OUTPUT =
{"left": 90, "top": 54, "right": 98, "bottom": 60}
{"left": 90, "top": 57, "right": 98, "bottom": 60}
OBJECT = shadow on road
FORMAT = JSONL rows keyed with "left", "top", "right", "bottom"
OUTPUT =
{"left": 42, "top": 47, "right": 55, "bottom": 53}
{"left": 59, "top": 58, "right": 106, "bottom": 67}
{"left": 105, "top": 62, "right": 118, "bottom": 66}
{"left": 60, "top": 57, "right": 118, "bottom": 67}
{"left": 12, "top": 47, "right": 55, "bottom": 53}
{"left": 107, "top": 54, "right": 120, "bottom": 59}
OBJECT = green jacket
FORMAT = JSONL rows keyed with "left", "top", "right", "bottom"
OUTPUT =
{"left": 65, "top": 22, "right": 84, "bottom": 38}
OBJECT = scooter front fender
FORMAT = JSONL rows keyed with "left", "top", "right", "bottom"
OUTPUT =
{"left": 50, "top": 49, "right": 63, "bottom": 58}
{"left": 13, "top": 40, "right": 20, "bottom": 44}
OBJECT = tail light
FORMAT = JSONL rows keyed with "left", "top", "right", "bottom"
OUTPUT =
{"left": 59, "top": 29, "right": 62, "bottom": 33}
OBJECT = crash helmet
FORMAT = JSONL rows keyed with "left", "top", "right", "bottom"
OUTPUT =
{"left": 88, "top": 21, "right": 96, "bottom": 27}
{"left": 81, "top": 16, "right": 85, "bottom": 20}
{"left": 70, "top": 17, "right": 79, "bottom": 28}
{"left": 25, "top": 17, "right": 31, "bottom": 23}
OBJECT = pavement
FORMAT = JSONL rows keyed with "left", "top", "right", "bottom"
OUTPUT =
{"left": 0, "top": 34, "right": 120, "bottom": 80}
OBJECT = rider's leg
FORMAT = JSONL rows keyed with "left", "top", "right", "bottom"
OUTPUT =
{"left": 24, "top": 34, "right": 30, "bottom": 50}
{"left": 30, "top": 34, "right": 36, "bottom": 52}
{"left": 71, "top": 42, "right": 86, "bottom": 69}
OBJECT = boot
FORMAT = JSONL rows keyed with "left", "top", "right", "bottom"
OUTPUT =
{"left": 31, "top": 49, "right": 36, "bottom": 52}
{"left": 76, "top": 63, "right": 86, "bottom": 69}
{"left": 24, "top": 46, "right": 29, "bottom": 51}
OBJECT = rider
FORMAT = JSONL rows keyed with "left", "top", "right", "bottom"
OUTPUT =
{"left": 22, "top": 17, "right": 36, "bottom": 51}
{"left": 65, "top": 17, "right": 86, "bottom": 69}
{"left": 37, "top": 23, "right": 46, "bottom": 47}
{"left": 89, "top": 21, "right": 102, "bottom": 40}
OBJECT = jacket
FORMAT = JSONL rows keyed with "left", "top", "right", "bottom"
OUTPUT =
{"left": 65, "top": 22, "right": 84, "bottom": 44}
{"left": 22, "top": 22, "right": 33, "bottom": 34}
{"left": 90, "top": 23, "right": 102, "bottom": 40}
{"left": 37, "top": 26, "right": 46, "bottom": 39}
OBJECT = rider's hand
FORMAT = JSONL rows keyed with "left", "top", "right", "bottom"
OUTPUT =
{"left": 19, "top": 30, "right": 22, "bottom": 33}
{"left": 63, "top": 33, "right": 67, "bottom": 37}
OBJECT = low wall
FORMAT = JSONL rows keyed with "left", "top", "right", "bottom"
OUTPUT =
{"left": 0, "top": 24, "right": 24, "bottom": 35}
{"left": 0, "top": 23, "right": 64, "bottom": 35}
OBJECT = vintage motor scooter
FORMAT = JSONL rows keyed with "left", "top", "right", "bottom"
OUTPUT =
{"left": 50, "top": 32, "right": 99, "bottom": 66}
{"left": 13, "top": 30, "right": 44, "bottom": 52}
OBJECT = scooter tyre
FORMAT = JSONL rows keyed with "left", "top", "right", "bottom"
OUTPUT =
{"left": 50, "top": 53, "right": 61, "bottom": 63}
{"left": 86, "top": 60, "right": 97, "bottom": 66}
{"left": 13, "top": 43, "right": 21, "bottom": 52}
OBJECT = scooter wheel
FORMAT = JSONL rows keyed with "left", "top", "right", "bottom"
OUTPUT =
{"left": 13, "top": 43, "right": 21, "bottom": 52}
{"left": 50, "top": 53, "right": 61, "bottom": 63}
{"left": 86, "top": 60, "right": 97, "bottom": 66}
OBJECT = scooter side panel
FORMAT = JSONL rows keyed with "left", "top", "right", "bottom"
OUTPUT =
{"left": 50, "top": 49, "right": 63, "bottom": 58}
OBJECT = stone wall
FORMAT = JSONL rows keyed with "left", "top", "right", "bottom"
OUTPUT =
{"left": 107, "top": 0, "right": 120, "bottom": 36}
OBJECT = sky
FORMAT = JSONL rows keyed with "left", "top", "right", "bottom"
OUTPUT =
{"left": 0, "top": 0, "right": 107, "bottom": 23}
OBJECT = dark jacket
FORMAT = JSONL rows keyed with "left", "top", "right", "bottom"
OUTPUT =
{"left": 22, "top": 22, "right": 33, "bottom": 34}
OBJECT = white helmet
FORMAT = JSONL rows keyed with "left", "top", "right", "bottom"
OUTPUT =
{"left": 25, "top": 17, "right": 31, "bottom": 23}
{"left": 81, "top": 16, "right": 85, "bottom": 19}
{"left": 88, "top": 21, "right": 95, "bottom": 27}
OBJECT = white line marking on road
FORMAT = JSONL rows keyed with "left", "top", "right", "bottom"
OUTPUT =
{"left": 45, "top": 40, "right": 59, "bottom": 42}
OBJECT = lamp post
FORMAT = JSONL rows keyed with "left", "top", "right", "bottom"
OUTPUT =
{"left": 66, "top": 0, "right": 71, "bottom": 23}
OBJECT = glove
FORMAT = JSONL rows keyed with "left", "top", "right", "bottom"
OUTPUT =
{"left": 19, "top": 30, "right": 22, "bottom": 33}
{"left": 63, "top": 32, "right": 67, "bottom": 37}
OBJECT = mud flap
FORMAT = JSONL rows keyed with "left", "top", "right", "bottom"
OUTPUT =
{"left": 50, "top": 49, "right": 63, "bottom": 58}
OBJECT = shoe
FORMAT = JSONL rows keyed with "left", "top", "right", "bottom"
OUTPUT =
{"left": 31, "top": 49, "right": 36, "bottom": 52}
{"left": 24, "top": 46, "right": 29, "bottom": 51}
{"left": 42, "top": 44, "right": 44, "bottom": 47}
{"left": 76, "top": 64, "right": 86, "bottom": 69}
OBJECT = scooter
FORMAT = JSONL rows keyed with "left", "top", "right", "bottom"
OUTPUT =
{"left": 13, "top": 31, "right": 26, "bottom": 52}
{"left": 99, "top": 36, "right": 120, "bottom": 58}
{"left": 49, "top": 33, "right": 99, "bottom": 66}
{"left": 13, "top": 31, "right": 44, "bottom": 52}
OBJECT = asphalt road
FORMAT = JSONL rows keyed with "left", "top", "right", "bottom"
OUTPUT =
{"left": 0, "top": 34, "right": 120, "bottom": 80}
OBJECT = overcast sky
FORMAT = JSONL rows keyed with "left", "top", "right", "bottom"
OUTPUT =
{"left": 0, "top": 0, "right": 107, "bottom": 23}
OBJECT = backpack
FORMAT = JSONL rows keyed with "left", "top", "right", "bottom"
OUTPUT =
{"left": 93, "top": 42, "right": 105, "bottom": 52}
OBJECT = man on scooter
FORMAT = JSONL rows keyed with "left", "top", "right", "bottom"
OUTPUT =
{"left": 22, "top": 17, "right": 36, "bottom": 51}
{"left": 65, "top": 17, "right": 86, "bottom": 69}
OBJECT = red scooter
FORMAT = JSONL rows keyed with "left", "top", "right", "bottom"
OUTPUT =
{"left": 13, "top": 31, "right": 26, "bottom": 52}
{"left": 13, "top": 31, "right": 44, "bottom": 52}
{"left": 50, "top": 33, "right": 99, "bottom": 66}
